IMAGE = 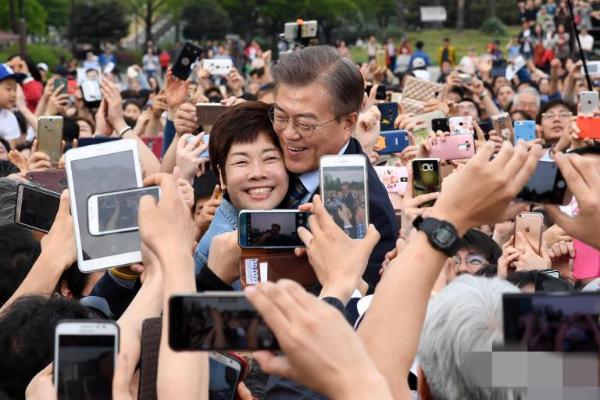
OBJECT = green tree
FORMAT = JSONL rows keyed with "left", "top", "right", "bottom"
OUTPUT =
{"left": 125, "top": 0, "right": 185, "bottom": 46}
{"left": 0, "top": 0, "right": 48, "bottom": 35}
{"left": 67, "top": 0, "right": 130, "bottom": 49}
{"left": 38, "top": 0, "right": 70, "bottom": 29}
{"left": 181, "top": 0, "right": 232, "bottom": 40}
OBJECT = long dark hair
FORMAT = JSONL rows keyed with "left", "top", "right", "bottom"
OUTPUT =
{"left": 6, "top": 54, "right": 42, "bottom": 82}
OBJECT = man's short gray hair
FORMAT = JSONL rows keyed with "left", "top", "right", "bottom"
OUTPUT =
{"left": 272, "top": 45, "right": 364, "bottom": 117}
{"left": 0, "top": 178, "right": 18, "bottom": 226}
{"left": 418, "top": 275, "right": 520, "bottom": 400}
{"left": 513, "top": 87, "right": 541, "bottom": 107}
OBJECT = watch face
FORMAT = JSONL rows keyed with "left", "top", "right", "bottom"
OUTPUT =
{"left": 434, "top": 225, "right": 455, "bottom": 246}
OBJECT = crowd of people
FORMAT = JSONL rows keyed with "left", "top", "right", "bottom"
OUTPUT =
{"left": 1, "top": 1, "right": 600, "bottom": 398}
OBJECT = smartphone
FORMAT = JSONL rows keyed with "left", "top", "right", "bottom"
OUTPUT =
{"left": 376, "top": 49, "right": 387, "bottom": 69}
{"left": 459, "top": 73, "right": 472, "bottom": 85}
{"left": 448, "top": 116, "right": 474, "bottom": 135}
{"left": 172, "top": 41, "right": 202, "bottom": 80}
{"left": 209, "top": 352, "right": 243, "bottom": 400}
{"left": 377, "top": 102, "right": 398, "bottom": 131}
{"left": 186, "top": 134, "right": 210, "bottom": 158}
{"left": 492, "top": 112, "right": 513, "bottom": 140}
{"left": 573, "top": 239, "right": 600, "bottom": 280}
{"left": 196, "top": 103, "right": 228, "bottom": 126}
{"left": 14, "top": 184, "right": 61, "bottom": 233}
{"left": 320, "top": 155, "right": 369, "bottom": 239}
{"left": 431, "top": 117, "right": 449, "bottom": 133}
{"left": 516, "top": 160, "right": 570, "bottom": 205}
{"left": 169, "top": 293, "right": 279, "bottom": 351}
{"left": 54, "top": 320, "right": 119, "bottom": 400}
{"left": 80, "top": 79, "right": 102, "bottom": 108}
{"left": 238, "top": 210, "right": 309, "bottom": 249}
{"left": 580, "top": 91, "right": 598, "bottom": 115}
{"left": 203, "top": 59, "right": 233, "bottom": 76}
{"left": 53, "top": 77, "right": 68, "bottom": 95}
{"left": 429, "top": 134, "right": 475, "bottom": 161}
{"left": 87, "top": 186, "right": 160, "bottom": 236}
{"left": 412, "top": 158, "right": 440, "bottom": 207}
{"left": 374, "top": 166, "right": 408, "bottom": 194}
{"left": 513, "top": 120, "right": 536, "bottom": 144}
{"left": 25, "top": 169, "right": 68, "bottom": 193}
{"left": 37, "top": 116, "right": 64, "bottom": 164}
{"left": 514, "top": 212, "right": 544, "bottom": 255}
{"left": 376, "top": 130, "right": 409, "bottom": 154}
{"left": 365, "top": 84, "right": 387, "bottom": 101}
{"left": 576, "top": 116, "right": 600, "bottom": 139}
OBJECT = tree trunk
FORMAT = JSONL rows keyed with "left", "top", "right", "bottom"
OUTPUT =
{"left": 145, "top": 0, "right": 154, "bottom": 46}
{"left": 490, "top": 0, "right": 497, "bottom": 18}
{"left": 8, "top": 0, "right": 18, "bottom": 33}
{"left": 456, "top": 0, "right": 465, "bottom": 32}
{"left": 395, "top": 0, "right": 405, "bottom": 28}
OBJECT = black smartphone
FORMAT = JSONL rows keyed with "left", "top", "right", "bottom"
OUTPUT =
{"left": 238, "top": 210, "right": 309, "bottom": 249}
{"left": 377, "top": 102, "right": 399, "bottom": 131}
{"left": 169, "top": 293, "right": 279, "bottom": 351}
{"left": 411, "top": 158, "right": 440, "bottom": 207}
{"left": 172, "top": 41, "right": 203, "bottom": 80}
{"left": 534, "top": 271, "right": 573, "bottom": 292}
{"left": 365, "top": 84, "right": 386, "bottom": 100}
{"left": 503, "top": 292, "right": 600, "bottom": 351}
{"left": 209, "top": 352, "right": 243, "bottom": 400}
{"left": 431, "top": 117, "right": 449, "bottom": 133}
{"left": 14, "top": 184, "right": 61, "bottom": 233}
{"left": 516, "top": 160, "right": 570, "bottom": 205}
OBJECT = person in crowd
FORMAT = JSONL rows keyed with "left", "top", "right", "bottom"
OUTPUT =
{"left": 143, "top": 45, "right": 160, "bottom": 78}
{"left": 436, "top": 37, "right": 456, "bottom": 66}
{"left": 511, "top": 87, "right": 542, "bottom": 119}
{"left": 6, "top": 54, "right": 43, "bottom": 112}
{"left": 409, "top": 40, "right": 431, "bottom": 68}
{"left": 0, "top": 64, "right": 22, "bottom": 147}
{"left": 99, "top": 44, "right": 117, "bottom": 71}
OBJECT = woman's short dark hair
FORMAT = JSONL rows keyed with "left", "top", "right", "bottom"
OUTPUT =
{"left": 209, "top": 102, "right": 279, "bottom": 183}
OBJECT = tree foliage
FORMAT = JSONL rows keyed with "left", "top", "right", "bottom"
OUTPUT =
{"left": 181, "top": 0, "right": 232, "bottom": 40}
{"left": 67, "top": 0, "right": 130, "bottom": 48}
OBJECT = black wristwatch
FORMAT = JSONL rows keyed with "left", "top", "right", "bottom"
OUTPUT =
{"left": 412, "top": 216, "right": 461, "bottom": 257}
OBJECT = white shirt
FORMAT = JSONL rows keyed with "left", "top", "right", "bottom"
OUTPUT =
{"left": 0, "top": 109, "right": 20, "bottom": 141}
{"left": 299, "top": 140, "right": 350, "bottom": 203}
{"left": 580, "top": 33, "right": 594, "bottom": 52}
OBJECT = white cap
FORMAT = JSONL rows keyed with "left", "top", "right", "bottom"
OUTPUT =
{"left": 412, "top": 57, "right": 426, "bottom": 69}
{"left": 413, "top": 69, "right": 431, "bottom": 81}
{"left": 37, "top": 62, "right": 48, "bottom": 72}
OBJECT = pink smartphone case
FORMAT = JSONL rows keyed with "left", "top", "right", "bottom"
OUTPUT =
{"left": 429, "top": 135, "right": 475, "bottom": 160}
{"left": 573, "top": 239, "right": 600, "bottom": 279}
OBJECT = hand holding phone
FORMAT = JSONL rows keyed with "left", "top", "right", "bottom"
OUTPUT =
{"left": 37, "top": 116, "right": 64, "bottom": 164}
{"left": 411, "top": 158, "right": 440, "bottom": 207}
{"left": 514, "top": 212, "right": 544, "bottom": 255}
{"left": 513, "top": 120, "right": 536, "bottom": 144}
{"left": 172, "top": 41, "right": 202, "bottom": 80}
{"left": 238, "top": 210, "right": 309, "bottom": 249}
{"left": 15, "top": 184, "right": 61, "bottom": 233}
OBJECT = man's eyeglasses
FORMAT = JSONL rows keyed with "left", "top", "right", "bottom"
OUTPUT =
{"left": 452, "top": 254, "right": 487, "bottom": 268}
{"left": 268, "top": 106, "right": 344, "bottom": 138}
{"left": 541, "top": 111, "right": 573, "bottom": 120}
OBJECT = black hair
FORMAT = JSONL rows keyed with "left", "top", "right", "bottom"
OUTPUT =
{"left": 506, "top": 270, "right": 538, "bottom": 288}
{"left": 474, "top": 264, "right": 498, "bottom": 277}
{"left": 0, "top": 295, "right": 93, "bottom": 397}
{"left": 0, "top": 137, "right": 10, "bottom": 153}
{"left": 7, "top": 54, "right": 42, "bottom": 82}
{"left": 193, "top": 170, "right": 219, "bottom": 204}
{"left": 459, "top": 229, "right": 502, "bottom": 265}
{"left": 459, "top": 97, "right": 481, "bottom": 118}
{"left": 14, "top": 141, "right": 32, "bottom": 152}
{"left": 568, "top": 144, "right": 600, "bottom": 156}
{"left": 536, "top": 98, "right": 577, "bottom": 124}
{"left": 58, "top": 263, "right": 90, "bottom": 300}
{"left": 0, "top": 160, "right": 19, "bottom": 177}
{"left": 0, "top": 224, "right": 40, "bottom": 307}
{"left": 12, "top": 111, "right": 27, "bottom": 135}
{"left": 62, "top": 116, "right": 79, "bottom": 142}
{"left": 415, "top": 41, "right": 424, "bottom": 50}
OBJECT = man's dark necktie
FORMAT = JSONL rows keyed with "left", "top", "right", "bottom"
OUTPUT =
{"left": 284, "top": 175, "right": 309, "bottom": 209}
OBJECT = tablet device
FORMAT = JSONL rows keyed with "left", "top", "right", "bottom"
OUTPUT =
{"left": 65, "top": 139, "right": 143, "bottom": 272}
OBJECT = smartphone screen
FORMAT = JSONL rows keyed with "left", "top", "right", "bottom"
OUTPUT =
{"left": 412, "top": 159, "right": 440, "bottom": 207}
{"left": 70, "top": 150, "right": 140, "bottom": 261}
{"left": 238, "top": 211, "right": 308, "bottom": 248}
{"left": 169, "top": 294, "right": 279, "bottom": 351}
{"left": 56, "top": 334, "right": 116, "bottom": 399}
{"left": 209, "top": 353, "right": 242, "bottom": 400}
{"left": 89, "top": 186, "right": 160, "bottom": 235}
{"left": 321, "top": 162, "right": 368, "bottom": 239}
{"left": 517, "top": 160, "right": 569, "bottom": 205}
{"left": 15, "top": 185, "right": 60, "bottom": 233}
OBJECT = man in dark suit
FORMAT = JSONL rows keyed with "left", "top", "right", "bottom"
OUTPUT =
{"left": 272, "top": 45, "right": 398, "bottom": 286}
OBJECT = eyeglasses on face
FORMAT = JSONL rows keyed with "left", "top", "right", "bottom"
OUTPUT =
{"left": 268, "top": 106, "right": 345, "bottom": 138}
{"left": 452, "top": 254, "right": 487, "bottom": 268}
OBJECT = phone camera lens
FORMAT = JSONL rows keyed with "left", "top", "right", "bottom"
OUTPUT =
{"left": 181, "top": 57, "right": 190, "bottom": 66}
{"left": 557, "top": 181, "right": 565, "bottom": 189}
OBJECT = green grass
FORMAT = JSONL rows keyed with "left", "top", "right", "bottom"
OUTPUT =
{"left": 350, "top": 27, "right": 521, "bottom": 65}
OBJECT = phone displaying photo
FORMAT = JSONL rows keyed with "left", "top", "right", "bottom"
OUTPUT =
{"left": 14, "top": 184, "right": 60, "bottom": 233}
{"left": 87, "top": 186, "right": 160, "bottom": 236}
{"left": 320, "top": 155, "right": 369, "bottom": 239}
{"left": 172, "top": 41, "right": 202, "bottom": 80}
{"left": 238, "top": 210, "right": 309, "bottom": 249}
{"left": 209, "top": 352, "right": 243, "bottom": 400}
{"left": 37, "top": 116, "right": 64, "bottom": 164}
{"left": 516, "top": 160, "right": 570, "bottom": 205}
{"left": 169, "top": 293, "right": 279, "bottom": 351}
{"left": 377, "top": 102, "right": 398, "bottom": 131}
{"left": 54, "top": 321, "right": 119, "bottom": 400}
{"left": 514, "top": 212, "right": 544, "bottom": 255}
{"left": 503, "top": 292, "right": 600, "bottom": 351}
{"left": 412, "top": 158, "right": 440, "bottom": 207}
{"left": 80, "top": 80, "right": 102, "bottom": 108}
{"left": 513, "top": 120, "right": 536, "bottom": 144}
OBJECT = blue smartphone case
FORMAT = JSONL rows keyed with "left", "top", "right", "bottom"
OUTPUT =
{"left": 377, "top": 130, "right": 409, "bottom": 154}
{"left": 514, "top": 120, "right": 536, "bottom": 144}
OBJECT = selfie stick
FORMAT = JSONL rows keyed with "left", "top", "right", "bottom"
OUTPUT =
{"left": 566, "top": 0, "right": 593, "bottom": 90}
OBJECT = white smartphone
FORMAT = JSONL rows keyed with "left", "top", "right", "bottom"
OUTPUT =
{"left": 580, "top": 91, "right": 598, "bottom": 115}
{"left": 203, "top": 59, "right": 233, "bottom": 76}
{"left": 65, "top": 139, "right": 143, "bottom": 272}
{"left": 319, "top": 154, "right": 369, "bottom": 239}
{"left": 88, "top": 186, "right": 160, "bottom": 236}
{"left": 209, "top": 352, "right": 243, "bottom": 399}
{"left": 54, "top": 320, "right": 119, "bottom": 400}
{"left": 81, "top": 79, "right": 102, "bottom": 107}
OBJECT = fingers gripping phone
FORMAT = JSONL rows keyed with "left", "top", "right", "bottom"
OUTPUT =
{"left": 87, "top": 186, "right": 160, "bottom": 236}
{"left": 580, "top": 91, "right": 599, "bottom": 115}
{"left": 514, "top": 212, "right": 544, "bottom": 255}
{"left": 412, "top": 158, "right": 440, "bottom": 207}
{"left": 38, "top": 116, "right": 64, "bottom": 164}
{"left": 14, "top": 184, "right": 61, "bottom": 233}
{"left": 492, "top": 112, "right": 513, "bottom": 140}
{"left": 54, "top": 320, "right": 119, "bottom": 400}
{"left": 320, "top": 155, "right": 369, "bottom": 239}
{"left": 513, "top": 120, "right": 536, "bottom": 144}
{"left": 172, "top": 41, "right": 202, "bottom": 80}
{"left": 238, "top": 210, "right": 309, "bottom": 249}
{"left": 169, "top": 293, "right": 279, "bottom": 351}
{"left": 209, "top": 352, "right": 243, "bottom": 400}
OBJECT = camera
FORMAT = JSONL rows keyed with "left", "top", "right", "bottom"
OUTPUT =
{"left": 281, "top": 19, "right": 318, "bottom": 46}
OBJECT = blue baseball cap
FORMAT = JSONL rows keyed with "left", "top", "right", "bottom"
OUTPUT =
{"left": 0, "top": 63, "right": 25, "bottom": 83}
